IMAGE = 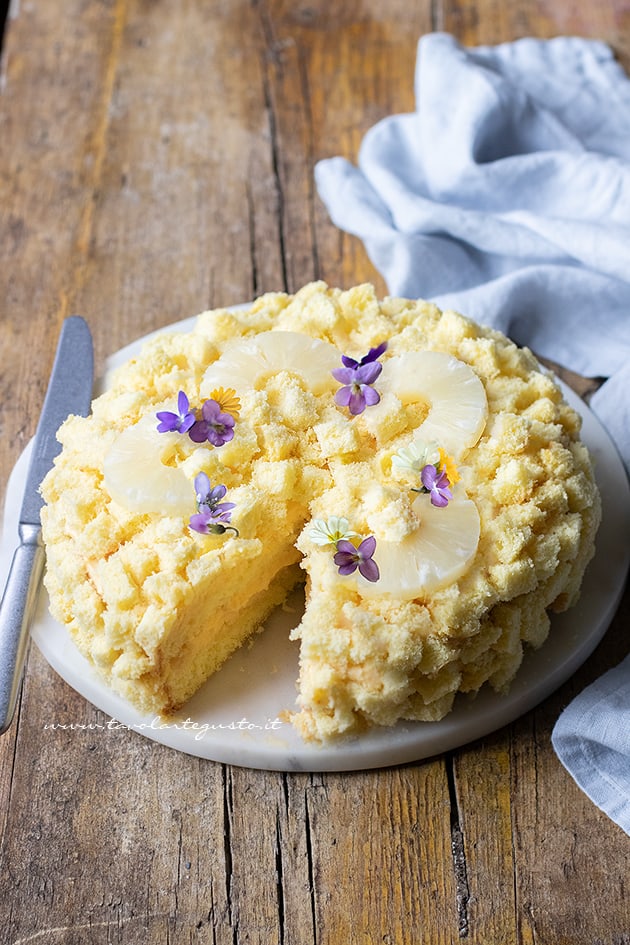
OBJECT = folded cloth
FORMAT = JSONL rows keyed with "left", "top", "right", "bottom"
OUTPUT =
{"left": 315, "top": 32, "right": 630, "bottom": 472}
{"left": 315, "top": 32, "right": 630, "bottom": 834}
{"left": 552, "top": 654, "right": 630, "bottom": 833}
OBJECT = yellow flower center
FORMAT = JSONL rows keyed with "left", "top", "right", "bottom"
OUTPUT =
{"left": 438, "top": 447, "right": 460, "bottom": 485}
{"left": 209, "top": 387, "right": 241, "bottom": 419}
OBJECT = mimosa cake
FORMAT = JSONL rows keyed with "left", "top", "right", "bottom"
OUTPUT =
{"left": 40, "top": 282, "right": 601, "bottom": 741}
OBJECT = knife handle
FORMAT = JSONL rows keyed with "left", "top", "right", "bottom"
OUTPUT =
{"left": 0, "top": 524, "right": 45, "bottom": 734}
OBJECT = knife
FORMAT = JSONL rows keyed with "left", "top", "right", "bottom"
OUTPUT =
{"left": 0, "top": 316, "right": 93, "bottom": 734}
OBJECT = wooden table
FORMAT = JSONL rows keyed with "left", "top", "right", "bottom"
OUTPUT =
{"left": 1, "top": 2, "right": 628, "bottom": 942}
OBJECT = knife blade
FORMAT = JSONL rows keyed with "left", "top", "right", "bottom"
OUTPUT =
{"left": 0, "top": 316, "right": 93, "bottom": 734}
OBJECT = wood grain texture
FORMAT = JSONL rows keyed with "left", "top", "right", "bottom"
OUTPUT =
{"left": 1, "top": 1, "right": 629, "bottom": 943}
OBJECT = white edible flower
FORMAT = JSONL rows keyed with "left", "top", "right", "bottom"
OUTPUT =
{"left": 308, "top": 516, "right": 359, "bottom": 547}
{"left": 391, "top": 439, "right": 440, "bottom": 473}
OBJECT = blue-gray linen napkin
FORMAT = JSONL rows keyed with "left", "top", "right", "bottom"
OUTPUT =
{"left": 315, "top": 32, "right": 630, "bottom": 834}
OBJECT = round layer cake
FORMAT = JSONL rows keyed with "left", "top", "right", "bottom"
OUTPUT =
{"left": 41, "top": 282, "right": 601, "bottom": 742}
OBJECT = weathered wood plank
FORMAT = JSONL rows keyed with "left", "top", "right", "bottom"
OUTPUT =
{"left": 0, "top": 0, "right": 126, "bottom": 851}
{"left": 303, "top": 1, "right": 434, "bottom": 294}
{"left": 305, "top": 766, "right": 459, "bottom": 943}
{"left": 440, "top": 0, "right": 628, "bottom": 54}
{"left": 510, "top": 598, "right": 630, "bottom": 944}
{"left": 0, "top": 16, "right": 129, "bottom": 816}
{"left": 451, "top": 737, "right": 519, "bottom": 943}
{"left": 71, "top": 0, "right": 283, "bottom": 342}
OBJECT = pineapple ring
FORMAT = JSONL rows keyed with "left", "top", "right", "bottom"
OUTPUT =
{"left": 103, "top": 415, "right": 192, "bottom": 515}
{"left": 354, "top": 490, "right": 481, "bottom": 599}
{"left": 200, "top": 330, "right": 340, "bottom": 397}
{"left": 102, "top": 332, "right": 339, "bottom": 516}
{"left": 379, "top": 351, "right": 488, "bottom": 457}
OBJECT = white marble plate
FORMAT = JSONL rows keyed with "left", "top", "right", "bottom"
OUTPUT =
{"left": 3, "top": 314, "right": 629, "bottom": 771}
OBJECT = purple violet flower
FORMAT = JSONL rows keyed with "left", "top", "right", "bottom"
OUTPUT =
{"left": 194, "top": 473, "right": 234, "bottom": 511}
{"left": 333, "top": 536, "right": 380, "bottom": 583}
{"left": 333, "top": 342, "right": 387, "bottom": 416}
{"left": 189, "top": 473, "right": 238, "bottom": 535}
{"left": 420, "top": 464, "right": 453, "bottom": 508}
{"left": 333, "top": 361, "right": 383, "bottom": 415}
{"left": 189, "top": 399, "right": 235, "bottom": 447}
{"left": 340, "top": 341, "right": 388, "bottom": 370}
{"left": 156, "top": 390, "right": 196, "bottom": 434}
